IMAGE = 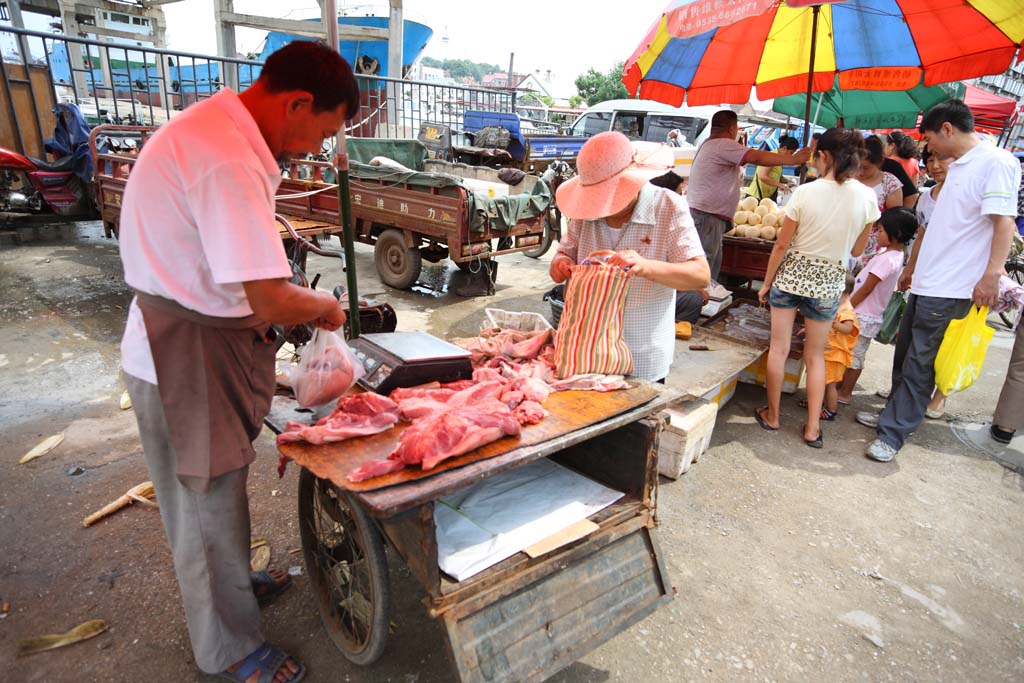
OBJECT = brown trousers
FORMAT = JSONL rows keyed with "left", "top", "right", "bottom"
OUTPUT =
{"left": 993, "top": 320, "right": 1024, "bottom": 432}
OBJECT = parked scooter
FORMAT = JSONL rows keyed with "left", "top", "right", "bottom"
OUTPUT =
{"left": 524, "top": 159, "right": 573, "bottom": 258}
{"left": 0, "top": 103, "right": 96, "bottom": 216}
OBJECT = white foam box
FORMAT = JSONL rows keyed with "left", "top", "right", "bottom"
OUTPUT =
{"left": 698, "top": 370, "right": 740, "bottom": 408}
{"left": 657, "top": 398, "right": 719, "bottom": 480}
{"left": 739, "top": 351, "right": 805, "bottom": 394}
{"left": 461, "top": 177, "right": 510, "bottom": 198}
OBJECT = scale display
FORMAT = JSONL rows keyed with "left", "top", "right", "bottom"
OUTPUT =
{"left": 348, "top": 331, "right": 473, "bottom": 395}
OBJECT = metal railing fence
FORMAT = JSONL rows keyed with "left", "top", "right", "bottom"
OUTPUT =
{"left": 1, "top": 24, "right": 514, "bottom": 155}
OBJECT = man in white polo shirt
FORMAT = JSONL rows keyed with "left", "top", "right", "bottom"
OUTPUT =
{"left": 119, "top": 41, "right": 359, "bottom": 683}
{"left": 859, "top": 100, "right": 1020, "bottom": 463}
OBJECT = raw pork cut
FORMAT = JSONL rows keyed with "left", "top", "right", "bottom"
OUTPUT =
{"left": 513, "top": 400, "right": 548, "bottom": 425}
{"left": 392, "top": 380, "right": 504, "bottom": 421}
{"left": 347, "top": 399, "right": 521, "bottom": 482}
{"left": 277, "top": 392, "right": 401, "bottom": 446}
{"left": 549, "top": 374, "right": 630, "bottom": 392}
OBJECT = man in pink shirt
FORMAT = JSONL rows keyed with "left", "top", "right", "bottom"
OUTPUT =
{"left": 687, "top": 110, "right": 810, "bottom": 280}
{"left": 119, "top": 41, "right": 358, "bottom": 683}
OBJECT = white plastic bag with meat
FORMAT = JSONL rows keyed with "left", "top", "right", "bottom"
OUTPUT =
{"left": 292, "top": 329, "right": 365, "bottom": 407}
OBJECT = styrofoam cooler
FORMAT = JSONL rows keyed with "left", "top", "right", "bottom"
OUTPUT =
{"left": 657, "top": 399, "right": 718, "bottom": 479}
{"left": 739, "top": 351, "right": 805, "bottom": 394}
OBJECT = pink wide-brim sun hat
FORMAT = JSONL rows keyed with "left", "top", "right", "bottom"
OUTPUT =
{"left": 556, "top": 131, "right": 674, "bottom": 221}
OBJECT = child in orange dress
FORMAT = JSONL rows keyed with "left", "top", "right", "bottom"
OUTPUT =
{"left": 822, "top": 275, "right": 860, "bottom": 419}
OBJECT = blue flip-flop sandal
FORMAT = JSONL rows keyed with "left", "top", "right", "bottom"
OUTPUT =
{"left": 218, "top": 643, "right": 305, "bottom": 683}
{"left": 252, "top": 570, "right": 292, "bottom": 607}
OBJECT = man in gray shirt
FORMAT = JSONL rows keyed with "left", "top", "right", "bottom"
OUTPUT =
{"left": 688, "top": 110, "right": 811, "bottom": 280}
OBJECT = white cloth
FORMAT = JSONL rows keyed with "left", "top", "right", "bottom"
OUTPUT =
{"left": 555, "top": 184, "right": 706, "bottom": 381}
{"left": 784, "top": 178, "right": 880, "bottom": 265}
{"left": 119, "top": 89, "right": 292, "bottom": 384}
{"left": 434, "top": 458, "right": 623, "bottom": 582}
{"left": 913, "top": 140, "right": 1021, "bottom": 299}
{"left": 687, "top": 137, "right": 750, "bottom": 219}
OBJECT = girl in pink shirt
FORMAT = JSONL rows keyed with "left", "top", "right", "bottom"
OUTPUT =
{"left": 837, "top": 207, "right": 919, "bottom": 403}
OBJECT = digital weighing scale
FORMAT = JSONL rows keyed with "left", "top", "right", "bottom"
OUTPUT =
{"left": 348, "top": 331, "right": 473, "bottom": 395}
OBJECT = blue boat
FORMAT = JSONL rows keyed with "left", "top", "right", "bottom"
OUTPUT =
{"left": 47, "top": 16, "right": 432, "bottom": 97}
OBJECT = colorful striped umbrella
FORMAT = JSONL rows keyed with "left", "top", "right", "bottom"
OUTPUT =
{"left": 623, "top": 1, "right": 1024, "bottom": 108}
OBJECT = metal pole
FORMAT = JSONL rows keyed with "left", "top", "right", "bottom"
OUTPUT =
{"left": 324, "top": 0, "right": 361, "bottom": 337}
{"left": 802, "top": 4, "right": 821, "bottom": 146}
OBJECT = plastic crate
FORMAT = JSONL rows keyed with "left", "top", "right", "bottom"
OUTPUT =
{"left": 484, "top": 308, "right": 553, "bottom": 333}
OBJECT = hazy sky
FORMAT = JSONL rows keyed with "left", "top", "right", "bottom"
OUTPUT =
{"left": 157, "top": 0, "right": 669, "bottom": 98}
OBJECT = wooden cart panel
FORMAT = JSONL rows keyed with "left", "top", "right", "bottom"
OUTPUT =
{"left": 444, "top": 526, "right": 671, "bottom": 683}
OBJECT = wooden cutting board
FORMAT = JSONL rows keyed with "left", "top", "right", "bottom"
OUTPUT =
{"left": 277, "top": 384, "right": 658, "bottom": 493}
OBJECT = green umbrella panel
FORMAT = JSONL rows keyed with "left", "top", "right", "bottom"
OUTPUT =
{"left": 772, "top": 79, "right": 965, "bottom": 130}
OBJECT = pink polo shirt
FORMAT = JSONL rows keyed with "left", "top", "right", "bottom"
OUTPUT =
{"left": 119, "top": 89, "right": 292, "bottom": 384}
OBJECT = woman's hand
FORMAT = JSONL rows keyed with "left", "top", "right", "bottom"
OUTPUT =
{"left": 607, "top": 249, "right": 649, "bottom": 276}
{"left": 758, "top": 283, "right": 771, "bottom": 304}
{"left": 550, "top": 255, "right": 574, "bottom": 282}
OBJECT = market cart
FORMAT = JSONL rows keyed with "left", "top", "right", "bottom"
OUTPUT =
{"left": 267, "top": 381, "right": 678, "bottom": 682}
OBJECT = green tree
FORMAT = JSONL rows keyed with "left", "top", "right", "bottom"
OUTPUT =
{"left": 420, "top": 57, "right": 502, "bottom": 82}
{"left": 574, "top": 62, "right": 630, "bottom": 106}
{"left": 568, "top": 94, "right": 585, "bottom": 109}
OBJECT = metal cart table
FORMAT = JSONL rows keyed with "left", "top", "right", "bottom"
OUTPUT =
{"left": 268, "top": 382, "right": 678, "bottom": 682}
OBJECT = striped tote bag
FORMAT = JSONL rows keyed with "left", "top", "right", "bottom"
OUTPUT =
{"left": 553, "top": 263, "right": 633, "bottom": 378}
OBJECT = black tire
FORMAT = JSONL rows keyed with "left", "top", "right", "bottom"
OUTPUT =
{"left": 373, "top": 228, "right": 421, "bottom": 290}
{"left": 523, "top": 209, "right": 558, "bottom": 259}
{"left": 298, "top": 469, "right": 390, "bottom": 666}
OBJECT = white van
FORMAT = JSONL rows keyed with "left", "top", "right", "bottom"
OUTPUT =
{"left": 567, "top": 99, "right": 722, "bottom": 147}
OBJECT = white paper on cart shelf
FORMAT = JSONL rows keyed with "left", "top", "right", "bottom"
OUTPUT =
{"left": 434, "top": 459, "right": 624, "bottom": 581}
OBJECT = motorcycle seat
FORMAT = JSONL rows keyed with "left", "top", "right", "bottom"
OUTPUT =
{"left": 27, "top": 155, "right": 74, "bottom": 172}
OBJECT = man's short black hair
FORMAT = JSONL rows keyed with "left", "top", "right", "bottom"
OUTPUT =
{"left": 778, "top": 135, "right": 800, "bottom": 151}
{"left": 711, "top": 109, "right": 738, "bottom": 131}
{"left": 919, "top": 99, "right": 974, "bottom": 135}
{"left": 259, "top": 40, "right": 360, "bottom": 118}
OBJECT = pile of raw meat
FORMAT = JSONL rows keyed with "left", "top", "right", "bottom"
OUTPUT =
{"left": 277, "top": 327, "right": 631, "bottom": 483}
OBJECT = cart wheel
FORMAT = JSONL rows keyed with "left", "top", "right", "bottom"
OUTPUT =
{"left": 374, "top": 228, "right": 422, "bottom": 290}
{"left": 523, "top": 208, "right": 557, "bottom": 259}
{"left": 298, "top": 469, "right": 390, "bottom": 666}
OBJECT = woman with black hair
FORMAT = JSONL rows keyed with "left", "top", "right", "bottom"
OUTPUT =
{"left": 885, "top": 130, "right": 921, "bottom": 186}
{"left": 754, "top": 128, "right": 879, "bottom": 448}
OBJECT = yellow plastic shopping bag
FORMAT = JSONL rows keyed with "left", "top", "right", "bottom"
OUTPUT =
{"left": 934, "top": 306, "right": 994, "bottom": 395}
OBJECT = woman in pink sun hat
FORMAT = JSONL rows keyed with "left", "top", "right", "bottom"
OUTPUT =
{"left": 550, "top": 131, "right": 711, "bottom": 382}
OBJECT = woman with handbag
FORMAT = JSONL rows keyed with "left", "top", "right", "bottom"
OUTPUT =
{"left": 754, "top": 128, "right": 880, "bottom": 447}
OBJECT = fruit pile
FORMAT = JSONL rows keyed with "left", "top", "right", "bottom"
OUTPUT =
{"left": 725, "top": 196, "right": 785, "bottom": 241}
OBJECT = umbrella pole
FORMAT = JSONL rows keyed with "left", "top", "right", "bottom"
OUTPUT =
{"left": 324, "top": 0, "right": 361, "bottom": 338}
{"left": 802, "top": 4, "right": 821, "bottom": 147}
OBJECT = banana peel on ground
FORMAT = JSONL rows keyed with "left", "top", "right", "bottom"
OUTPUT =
{"left": 82, "top": 481, "right": 157, "bottom": 527}
{"left": 19, "top": 433, "right": 65, "bottom": 464}
{"left": 250, "top": 544, "right": 271, "bottom": 572}
{"left": 17, "top": 619, "right": 107, "bottom": 657}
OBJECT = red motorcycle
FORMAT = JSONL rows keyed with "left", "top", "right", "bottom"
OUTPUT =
{"left": 0, "top": 103, "right": 96, "bottom": 216}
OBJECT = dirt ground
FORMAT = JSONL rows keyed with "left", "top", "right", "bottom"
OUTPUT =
{"left": 2, "top": 221, "right": 1023, "bottom": 683}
